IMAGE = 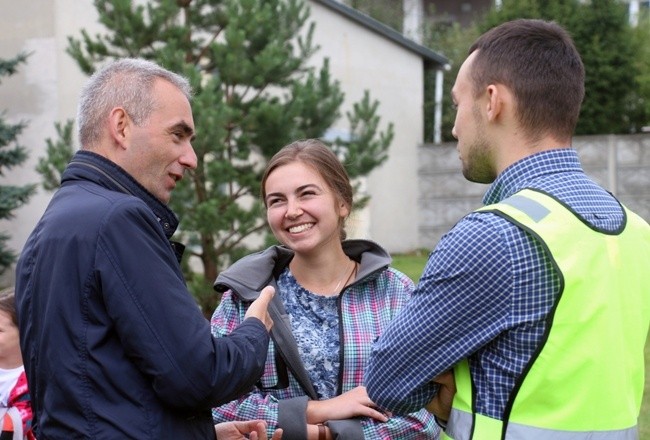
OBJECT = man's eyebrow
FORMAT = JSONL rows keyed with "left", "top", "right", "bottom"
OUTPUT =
{"left": 172, "top": 121, "right": 196, "bottom": 141}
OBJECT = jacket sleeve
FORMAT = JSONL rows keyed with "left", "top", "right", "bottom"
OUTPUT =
{"left": 359, "top": 269, "right": 440, "bottom": 439}
{"left": 365, "top": 216, "right": 514, "bottom": 414}
{"left": 211, "top": 290, "right": 299, "bottom": 437}
{"left": 360, "top": 409, "right": 440, "bottom": 439}
{"left": 97, "top": 200, "right": 270, "bottom": 408}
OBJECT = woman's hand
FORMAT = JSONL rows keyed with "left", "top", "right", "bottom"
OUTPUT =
{"left": 306, "top": 386, "right": 389, "bottom": 424}
{"left": 214, "top": 420, "right": 283, "bottom": 440}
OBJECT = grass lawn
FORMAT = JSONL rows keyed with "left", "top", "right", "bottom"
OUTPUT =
{"left": 391, "top": 252, "right": 650, "bottom": 437}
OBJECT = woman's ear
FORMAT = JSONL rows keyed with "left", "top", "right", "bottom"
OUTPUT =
{"left": 339, "top": 201, "right": 350, "bottom": 219}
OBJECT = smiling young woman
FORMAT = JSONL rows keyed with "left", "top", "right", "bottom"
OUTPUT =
{"left": 209, "top": 139, "right": 440, "bottom": 440}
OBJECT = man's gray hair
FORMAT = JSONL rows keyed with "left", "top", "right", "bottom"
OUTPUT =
{"left": 76, "top": 58, "right": 192, "bottom": 149}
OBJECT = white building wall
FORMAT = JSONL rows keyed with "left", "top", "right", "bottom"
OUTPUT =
{"left": 0, "top": 1, "right": 104, "bottom": 286}
{"left": 308, "top": 2, "right": 424, "bottom": 252}
{"left": 0, "top": 0, "right": 427, "bottom": 286}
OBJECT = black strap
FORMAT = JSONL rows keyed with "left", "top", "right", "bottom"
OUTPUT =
{"left": 257, "top": 347, "right": 290, "bottom": 390}
{"left": 267, "top": 292, "right": 319, "bottom": 399}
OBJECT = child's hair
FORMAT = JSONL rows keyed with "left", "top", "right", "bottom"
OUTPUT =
{"left": 0, "top": 288, "right": 17, "bottom": 327}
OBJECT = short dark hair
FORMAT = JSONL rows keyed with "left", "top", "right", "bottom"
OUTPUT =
{"left": 0, "top": 288, "right": 17, "bottom": 327}
{"left": 469, "top": 19, "right": 585, "bottom": 142}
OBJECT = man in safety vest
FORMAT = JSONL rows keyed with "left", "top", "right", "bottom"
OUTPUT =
{"left": 365, "top": 18, "right": 650, "bottom": 439}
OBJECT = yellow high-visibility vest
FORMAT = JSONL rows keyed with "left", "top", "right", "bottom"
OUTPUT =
{"left": 443, "top": 189, "right": 650, "bottom": 440}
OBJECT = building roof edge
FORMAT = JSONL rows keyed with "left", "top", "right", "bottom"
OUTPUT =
{"left": 311, "top": 0, "right": 449, "bottom": 67}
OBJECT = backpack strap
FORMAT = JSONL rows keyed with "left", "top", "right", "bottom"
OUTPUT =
{"left": 0, "top": 407, "right": 23, "bottom": 440}
{"left": 267, "top": 287, "right": 319, "bottom": 400}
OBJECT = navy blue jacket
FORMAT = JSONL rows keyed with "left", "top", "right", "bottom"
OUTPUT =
{"left": 15, "top": 151, "right": 269, "bottom": 439}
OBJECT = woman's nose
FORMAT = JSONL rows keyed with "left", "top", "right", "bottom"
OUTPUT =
{"left": 285, "top": 199, "right": 303, "bottom": 219}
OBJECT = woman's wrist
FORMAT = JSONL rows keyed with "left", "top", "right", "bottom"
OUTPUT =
{"left": 307, "top": 423, "right": 330, "bottom": 440}
{"left": 306, "top": 399, "right": 325, "bottom": 424}
{"left": 318, "top": 423, "right": 327, "bottom": 440}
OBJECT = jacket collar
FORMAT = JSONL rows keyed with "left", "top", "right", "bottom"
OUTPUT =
{"left": 62, "top": 150, "right": 180, "bottom": 240}
{"left": 214, "top": 239, "right": 392, "bottom": 301}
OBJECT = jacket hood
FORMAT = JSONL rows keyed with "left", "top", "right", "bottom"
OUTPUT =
{"left": 214, "top": 239, "right": 392, "bottom": 301}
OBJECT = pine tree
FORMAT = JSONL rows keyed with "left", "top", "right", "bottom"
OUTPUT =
{"left": 632, "top": 9, "right": 650, "bottom": 129}
{"left": 347, "top": 0, "right": 404, "bottom": 32}
{"left": 38, "top": 0, "right": 394, "bottom": 315}
{"left": 0, "top": 53, "right": 36, "bottom": 275}
{"left": 422, "top": 0, "right": 647, "bottom": 140}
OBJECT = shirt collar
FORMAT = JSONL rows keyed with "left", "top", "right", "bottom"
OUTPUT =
{"left": 483, "top": 148, "right": 582, "bottom": 205}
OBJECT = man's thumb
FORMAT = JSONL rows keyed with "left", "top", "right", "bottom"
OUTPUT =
{"left": 258, "top": 285, "right": 275, "bottom": 305}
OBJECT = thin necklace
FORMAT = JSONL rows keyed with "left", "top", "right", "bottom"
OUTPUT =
{"left": 331, "top": 259, "right": 356, "bottom": 294}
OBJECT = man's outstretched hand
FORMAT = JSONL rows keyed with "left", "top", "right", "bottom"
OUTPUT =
{"left": 244, "top": 286, "right": 275, "bottom": 332}
{"left": 214, "top": 420, "right": 283, "bottom": 440}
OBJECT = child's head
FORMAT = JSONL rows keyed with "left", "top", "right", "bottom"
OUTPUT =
{"left": 0, "top": 289, "right": 17, "bottom": 327}
{"left": 0, "top": 288, "right": 22, "bottom": 368}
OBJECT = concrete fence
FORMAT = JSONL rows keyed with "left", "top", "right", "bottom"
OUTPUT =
{"left": 418, "top": 134, "right": 650, "bottom": 249}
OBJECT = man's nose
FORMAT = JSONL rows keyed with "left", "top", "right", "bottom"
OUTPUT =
{"left": 181, "top": 142, "right": 198, "bottom": 170}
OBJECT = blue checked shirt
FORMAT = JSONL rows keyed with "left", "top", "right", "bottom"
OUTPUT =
{"left": 365, "top": 148, "right": 625, "bottom": 419}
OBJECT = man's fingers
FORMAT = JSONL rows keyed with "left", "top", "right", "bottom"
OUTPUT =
{"left": 433, "top": 370, "right": 455, "bottom": 388}
{"left": 244, "top": 286, "right": 275, "bottom": 331}
{"left": 245, "top": 286, "right": 274, "bottom": 316}
{"left": 258, "top": 285, "right": 275, "bottom": 305}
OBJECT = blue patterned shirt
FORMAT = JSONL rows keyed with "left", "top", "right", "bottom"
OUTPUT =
{"left": 211, "top": 241, "right": 440, "bottom": 439}
{"left": 365, "top": 149, "right": 624, "bottom": 418}
{"left": 278, "top": 268, "right": 341, "bottom": 399}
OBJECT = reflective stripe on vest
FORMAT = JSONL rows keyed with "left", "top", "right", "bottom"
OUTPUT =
{"left": 445, "top": 188, "right": 650, "bottom": 440}
{"left": 442, "top": 409, "right": 639, "bottom": 440}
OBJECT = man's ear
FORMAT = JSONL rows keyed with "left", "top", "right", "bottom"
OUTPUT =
{"left": 108, "top": 107, "right": 130, "bottom": 149}
{"left": 486, "top": 84, "right": 515, "bottom": 124}
{"left": 485, "top": 84, "right": 502, "bottom": 122}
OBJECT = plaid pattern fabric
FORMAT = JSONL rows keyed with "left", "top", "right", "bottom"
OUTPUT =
{"left": 211, "top": 266, "right": 440, "bottom": 439}
{"left": 365, "top": 149, "right": 625, "bottom": 419}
